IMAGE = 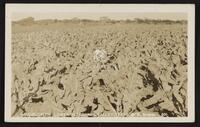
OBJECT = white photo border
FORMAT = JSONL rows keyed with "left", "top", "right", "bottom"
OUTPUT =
{"left": 5, "top": 4, "right": 195, "bottom": 122}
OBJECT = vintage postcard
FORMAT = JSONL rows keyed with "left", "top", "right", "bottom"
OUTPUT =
{"left": 5, "top": 4, "right": 195, "bottom": 122}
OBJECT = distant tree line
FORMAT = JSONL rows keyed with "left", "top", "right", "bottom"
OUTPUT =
{"left": 12, "top": 16, "right": 187, "bottom": 25}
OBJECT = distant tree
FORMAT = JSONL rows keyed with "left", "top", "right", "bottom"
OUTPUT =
{"left": 125, "top": 19, "right": 134, "bottom": 23}
{"left": 134, "top": 18, "right": 145, "bottom": 23}
{"left": 72, "top": 17, "right": 80, "bottom": 21}
{"left": 54, "top": 19, "right": 57, "bottom": 23}
{"left": 17, "top": 17, "right": 35, "bottom": 25}
{"left": 99, "top": 17, "right": 111, "bottom": 22}
{"left": 19, "top": 17, "right": 34, "bottom": 22}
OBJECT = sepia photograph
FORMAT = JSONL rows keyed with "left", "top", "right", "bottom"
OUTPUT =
{"left": 5, "top": 4, "right": 195, "bottom": 122}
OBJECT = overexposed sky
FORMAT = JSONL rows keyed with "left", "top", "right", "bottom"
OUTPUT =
{"left": 8, "top": 4, "right": 189, "bottom": 21}
{"left": 12, "top": 12, "right": 187, "bottom": 21}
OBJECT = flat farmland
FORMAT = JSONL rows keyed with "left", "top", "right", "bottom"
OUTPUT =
{"left": 11, "top": 21, "right": 188, "bottom": 117}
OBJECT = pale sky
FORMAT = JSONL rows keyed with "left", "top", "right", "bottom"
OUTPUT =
{"left": 12, "top": 12, "right": 187, "bottom": 21}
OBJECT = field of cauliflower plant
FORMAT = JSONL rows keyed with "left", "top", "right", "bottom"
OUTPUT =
{"left": 11, "top": 20, "right": 188, "bottom": 117}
